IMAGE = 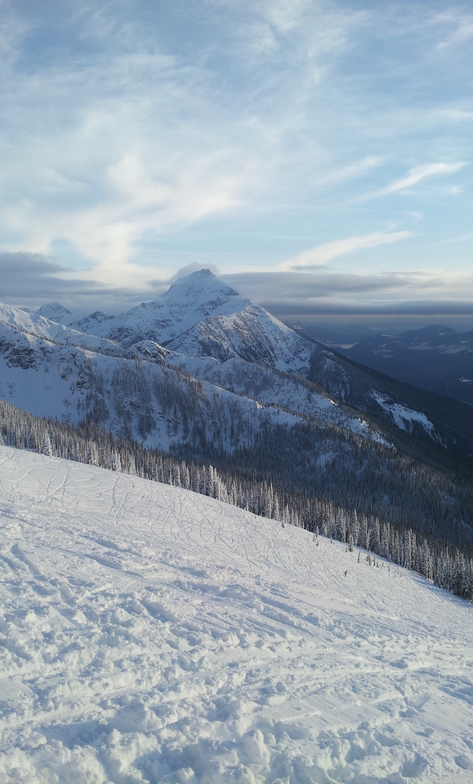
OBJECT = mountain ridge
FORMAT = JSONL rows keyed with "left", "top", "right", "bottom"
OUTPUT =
{"left": 1, "top": 269, "right": 472, "bottom": 463}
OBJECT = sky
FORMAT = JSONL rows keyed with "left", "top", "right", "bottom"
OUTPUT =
{"left": 1, "top": 0, "right": 473, "bottom": 331}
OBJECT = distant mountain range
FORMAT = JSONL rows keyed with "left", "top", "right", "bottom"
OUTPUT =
{"left": 1, "top": 269, "right": 473, "bottom": 462}
{"left": 338, "top": 325, "right": 473, "bottom": 405}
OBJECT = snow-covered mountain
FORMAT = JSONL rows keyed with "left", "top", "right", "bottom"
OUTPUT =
{"left": 1, "top": 445, "right": 472, "bottom": 783}
{"left": 72, "top": 269, "right": 313, "bottom": 374}
{"left": 70, "top": 268, "right": 473, "bottom": 452}
{"left": 0, "top": 272, "right": 389, "bottom": 453}
{"left": 75, "top": 270, "right": 250, "bottom": 344}
{"left": 0, "top": 301, "right": 123, "bottom": 355}
{"left": 0, "top": 308, "right": 385, "bottom": 454}
{"left": 1, "top": 269, "right": 472, "bottom": 457}
{"left": 36, "top": 301, "right": 77, "bottom": 324}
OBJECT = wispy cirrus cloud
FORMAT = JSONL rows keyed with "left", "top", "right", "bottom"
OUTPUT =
{"left": 279, "top": 228, "right": 413, "bottom": 271}
{"left": 315, "top": 156, "right": 384, "bottom": 188}
{"left": 433, "top": 11, "right": 473, "bottom": 49}
{"left": 360, "top": 162, "right": 466, "bottom": 202}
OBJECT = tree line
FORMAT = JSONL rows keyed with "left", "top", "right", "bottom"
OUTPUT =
{"left": 0, "top": 398, "right": 471, "bottom": 600}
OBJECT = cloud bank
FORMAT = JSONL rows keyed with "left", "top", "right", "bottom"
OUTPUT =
{"left": 2, "top": 251, "right": 472, "bottom": 325}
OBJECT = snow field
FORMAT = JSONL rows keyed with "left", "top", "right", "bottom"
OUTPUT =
{"left": 0, "top": 446, "right": 472, "bottom": 783}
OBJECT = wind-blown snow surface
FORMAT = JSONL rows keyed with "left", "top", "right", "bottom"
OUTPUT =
{"left": 0, "top": 448, "right": 472, "bottom": 784}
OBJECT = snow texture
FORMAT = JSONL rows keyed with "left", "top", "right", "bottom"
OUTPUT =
{"left": 1, "top": 446, "right": 472, "bottom": 783}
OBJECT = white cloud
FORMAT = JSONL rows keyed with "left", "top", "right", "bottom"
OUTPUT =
{"left": 279, "top": 228, "right": 413, "bottom": 271}
{"left": 0, "top": 0, "right": 371, "bottom": 286}
{"left": 0, "top": 37, "right": 273, "bottom": 285}
{"left": 361, "top": 162, "right": 466, "bottom": 201}
{"left": 434, "top": 12, "right": 473, "bottom": 49}
{"left": 170, "top": 263, "right": 220, "bottom": 282}
{"left": 224, "top": 0, "right": 359, "bottom": 63}
{"left": 316, "top": 156, "right": 384, "bottom": 188}
{"left": 1, "top": 0, "right": 472, "bottom": 296}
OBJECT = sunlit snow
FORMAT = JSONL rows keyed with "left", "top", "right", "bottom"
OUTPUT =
{"left": 0, "top": 447, "right": 472, "bottom": 783}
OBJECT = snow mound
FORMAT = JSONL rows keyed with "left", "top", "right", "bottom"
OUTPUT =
{"left": 0, "top": 446, "right": 472, "bottom": 783}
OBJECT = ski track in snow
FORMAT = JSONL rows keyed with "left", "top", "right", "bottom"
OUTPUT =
{"left": 0, "top": 447, "right": 472, "bottom": 783}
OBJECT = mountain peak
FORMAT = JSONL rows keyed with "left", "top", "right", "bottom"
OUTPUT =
{"left": 37, "top": 302, "right": 74, "bottom": 324}
{"left": 164, "top": 268, "right": 239, "bottom": 301}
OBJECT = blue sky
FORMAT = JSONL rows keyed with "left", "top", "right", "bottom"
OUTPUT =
{"left": 1, "top": 0, "right": 473, "bottom": 323}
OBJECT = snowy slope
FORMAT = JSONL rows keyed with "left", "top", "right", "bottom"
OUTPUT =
{"left": 0, "top": 302, "right": 123, "bottom": 355}
{"left": 370, "top": 391, "right": 439, "bottom": 440}
{"left": 167, "top": 306, "right": 312, "bottom": 374}
{"left": 174, "top": 355, "right": 385, "bottom": 441}
{"left": 3, "top": 327, "right": 369, "bottom": 463}
{"left": 0, "top": 446, "right": 472, "bottom": 784}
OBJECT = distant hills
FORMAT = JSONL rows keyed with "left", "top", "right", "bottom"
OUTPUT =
{"left": 338, "top": 325, "right": 473, "bottom": 405}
